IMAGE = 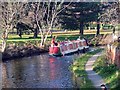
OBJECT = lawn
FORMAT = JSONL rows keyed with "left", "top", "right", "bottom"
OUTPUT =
{"left": 1, "top": 29, "right": 112, "bottom": 47}
{"left": 8, "top": 34, "right": 42, "bottom": 41}
{"left": 0, "top": 40, "right": 2, "bottom": 43}
{"left": 6, "top": 34, "right": 96, "bottom": 46}
{"left": 7, "top": 29, "right": 112, "bottom": 42}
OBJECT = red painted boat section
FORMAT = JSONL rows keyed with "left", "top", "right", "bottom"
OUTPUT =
{"left": 49, "top": 39, "right": 89, "bottom": 56}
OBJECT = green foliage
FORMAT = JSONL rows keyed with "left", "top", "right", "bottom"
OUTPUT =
{"left": 59, "top": 2, "right": 102, "bottom": 31}
{"left": 60, "top": 16, "right": 78, "bottom": 30}
{"left": 102, "top": 24, "right": 113, "bottom": 30}
{"left": 93, "top": 55, "right": 120, "bottom": 89}
{"left": 70, "top": 49, "right": 103, "bottom": 89}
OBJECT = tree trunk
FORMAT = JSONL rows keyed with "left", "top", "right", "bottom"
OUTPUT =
{"left": 1, "top": 28, "right": 9, "bottom": 52}
{"left": 40, "top": 34, "right": 45, "bottom": 47}
{"left": 34, "top": 28, "right": 38, "bottom": 38}
{"left": 3, "top": 29, "right": 8, "bottom": 39}
{"left": 18, "top": 29, "right": 22, "bottom": 38}
{"left": 80, "top": 21, "right": 84, "bottom": 35}
{"left": 113, "top": 26, "right": 115, "bottom": 34}
{"left": 1, "top": 39, "right": 6, "bottom": 52}
{"left": 1, "top": 30, "right": 7, "bottom": 52}
{"left": 96, "top": 19, "right": 100, "bottom": 36}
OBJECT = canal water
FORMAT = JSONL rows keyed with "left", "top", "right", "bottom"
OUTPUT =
{"left": 2, "top": 53, "right": 80, "bottom": 88}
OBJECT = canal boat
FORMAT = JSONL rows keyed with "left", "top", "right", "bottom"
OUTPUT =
{"left": 49, "top": 39, "right": 89, "bottom": 56}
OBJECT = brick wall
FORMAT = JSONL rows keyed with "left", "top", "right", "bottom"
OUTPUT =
{"left": 115, "top": 47, "right": 120, "bottom": 69}
{"left": 106, "top": 45, "right": 120, "bottom": 69}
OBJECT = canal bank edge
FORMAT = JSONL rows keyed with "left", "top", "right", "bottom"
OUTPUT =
{"left": 2, "top": 45, "right": 49, "bottom": 61}
{"left": 70, "top": 48, "right": 103, "bottom": 89}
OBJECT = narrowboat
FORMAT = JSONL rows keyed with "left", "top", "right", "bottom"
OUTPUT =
{"left": 49, "top": 39, "right": 89, "bottom": 56}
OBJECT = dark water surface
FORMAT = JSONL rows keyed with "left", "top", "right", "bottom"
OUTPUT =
{"left": 2, "top": 53, "right": 80, "bottom": 88}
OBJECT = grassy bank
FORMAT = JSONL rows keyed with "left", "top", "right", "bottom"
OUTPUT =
{"left": 93, "top": 54, "right": 120, "bottom": 90}
{"left": 70, "top": 48, "right": 102, "bottom": 89}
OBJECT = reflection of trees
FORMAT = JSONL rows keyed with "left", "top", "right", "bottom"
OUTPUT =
{"left": 2, "top": 60, "right": 26, "bottom": 88}
{"left": 2, "top": 63, "right": 9, "bottom": 88}
{"left": 12, "top": 61, "right": 25, "bottom": 81}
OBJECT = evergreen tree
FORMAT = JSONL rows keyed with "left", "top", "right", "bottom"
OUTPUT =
{"left": 59, "top": 2, "right": 102, "bottom": 35}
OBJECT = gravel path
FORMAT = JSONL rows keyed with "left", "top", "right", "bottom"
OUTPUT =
{"left": 85, "top": 52, "right": 107, "bottom": 89}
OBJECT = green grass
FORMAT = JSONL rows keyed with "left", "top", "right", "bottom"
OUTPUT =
{"left": 5, "top": 29, "right": 112, "bottom": 46}
{"left": 56, "top": 34, "right": 95, "bottom": 42}
{"left": 7, "top": 33, "right": 95, "bottom": 44}
{"left": 7, "top": 34, "right": 52, "bottom": 45}
{"left": 7, "top": 29, "right": 112, "bottom": 40}
{"left": 5, "top": 34, "right": 95, "bottom": 49}
{"left": 0, "top": 40, "right": 2, "bottom": 43}
{"left": 70, "top": 48, "right": 103, "bottom": 89}
{"left": 93, "top": 53, "right": 120, "bottom": 90}
{"left": 8, "top": 34, "right": 45, "bottom": 41}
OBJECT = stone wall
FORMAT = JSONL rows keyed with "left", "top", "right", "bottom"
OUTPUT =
{"left": 106, "top": 44, "right": 120, "bottom": 69}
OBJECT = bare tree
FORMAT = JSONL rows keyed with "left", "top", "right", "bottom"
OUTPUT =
{"left": 0, "top": 2, "right": 26, "bottom": 52}
{"left": 29, "top": 1, "right": 72, "bottom": 47}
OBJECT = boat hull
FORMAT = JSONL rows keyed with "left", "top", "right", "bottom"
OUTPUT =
{"left": 49, "top": 39, "right": 89, "bottom": 56}
{"left": 49, "top": 47, "right": 62, "bottom": 56}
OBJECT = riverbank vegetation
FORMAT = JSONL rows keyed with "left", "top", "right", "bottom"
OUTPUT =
{"left": 2, "top": 43, "right": 48, "bottom": 61}
{"left": 5, "top": 33, "right": 95, "bottom": 52}
{"left": 70, "top": 48, "right": 103, "bottom": 89}
{"left": 2, "top": 33, "right": 92, "bottom": 60}
{"left": 93, "top": 53, "right": 120, "bottom": 90}
{"left": 6, "top": 30, "right": 113, "bottom": 45}
{"left": 2, "top": 30, "right": 114, "bottom": 60}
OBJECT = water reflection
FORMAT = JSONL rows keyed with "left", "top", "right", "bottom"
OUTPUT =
{"left": 49, "top": 57, "right": 56, "bottom": 80}
{"left": 2, "top": 53, "right": 79, "bottom": 88}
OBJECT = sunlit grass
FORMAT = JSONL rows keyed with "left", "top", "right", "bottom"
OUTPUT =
{"left": 53, "top": 29, "right": 112, "bottom": 35}
{"left": 70, "top": 49, "right": 103, "bottom": 89}
{"left": 93, "top": 54, "right": 120, "bottom": 90}
{"left": 0, "top": 40, "right": 2, "bottom": 43}
{"left": 6, "top": 29, "right": 112, "bottom": 45}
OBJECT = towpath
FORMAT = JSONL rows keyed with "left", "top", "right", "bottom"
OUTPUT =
{"left": 85, "top": 52, "right": 107, "bottom": 89}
